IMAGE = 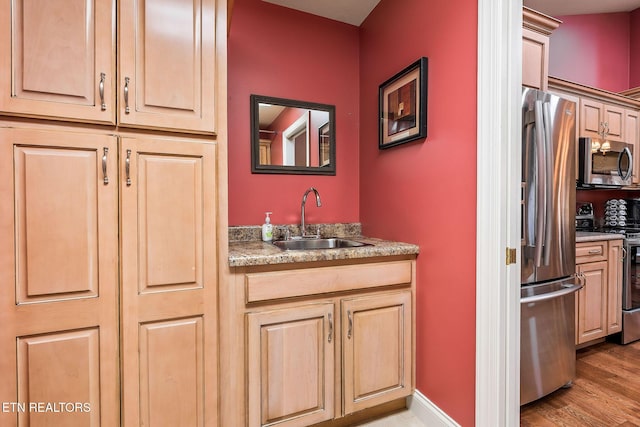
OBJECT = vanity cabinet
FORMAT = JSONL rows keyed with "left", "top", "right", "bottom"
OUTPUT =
{"left": 522, "top": 7, "right": 560, "bottom": 91}
{"left": 0, "top": 0, "right": 218, "bottom": 134}
{"left": 575, "top": 240, "right": 623, "bottom": 345}
{"left": 222, "top": 259, "right": 416, "bottom": 427}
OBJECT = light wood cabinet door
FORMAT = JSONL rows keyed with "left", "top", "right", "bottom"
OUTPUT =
{"left": 342, "top": 291, "right": 412, "bottom": 415}
{"left": 576, "top": 261, "right": 608, "bottom": 344}
{"left": 247, "top": 304, "right": 335, "bottom": 427}
{"left": 522, "top": 27, "right": 550, "bottom": 91}
{"left": 625, "top": 109, "right": 640, "bottom": 184}
{"left": 607, "top": 240, "right": 623, "bottom": 334}
{"left": 604, "top": 104, "right": 624, "bottom": 142}
{"left": 0, "top": 128, "right": 119, "bottom": 427}
{"left": 580, "top": 98, "right": 604, "bottom": 140}
{"left": 0, "top": 0, "right": 116, "bottom": 124}
{"left": 118, "top": 0, "right": 217, "bottom": 133}
{"left": 120, "top": 137, "right": 218, "bottom": 427}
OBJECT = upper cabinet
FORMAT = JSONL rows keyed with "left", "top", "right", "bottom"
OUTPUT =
{"left": 0, "top": 0, "right": 218, "bottom": 134}
{"left": 0, "top": 0, "right": 116, "bottom": 124}
{"left": 522, "top": 7, "right": 560, "bottom": 91}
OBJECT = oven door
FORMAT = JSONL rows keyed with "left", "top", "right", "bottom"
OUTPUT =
{"left": 624, "top": 239, "right": 640, "bottom": 311}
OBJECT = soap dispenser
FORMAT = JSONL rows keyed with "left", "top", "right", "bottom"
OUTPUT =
{"left": 262, "top": 212, "right": 273, "bottom": 242}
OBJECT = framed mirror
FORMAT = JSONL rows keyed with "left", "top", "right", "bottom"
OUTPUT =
{"left": 250, "top": 95, "right": 336, "bottom": 175}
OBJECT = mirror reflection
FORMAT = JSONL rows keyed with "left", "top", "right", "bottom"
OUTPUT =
{"left": 251, "top": 95, "right": 335, "bottom": 175}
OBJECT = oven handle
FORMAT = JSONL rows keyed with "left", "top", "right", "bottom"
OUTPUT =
{"left": 619, "top": 147, "right": 633, "bottom": 181}
{"left": 521, "top": 283, "right": 583, "bottom": 304}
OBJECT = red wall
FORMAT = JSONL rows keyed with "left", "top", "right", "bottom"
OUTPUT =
{"left": 631, "top": 9, "right": 640, "bottom": 88}
{"left": 359, "top": 0, "right": 477, "bottom": 425}
{"left": 549, "top": 13, "right": 630, "bottom": 92}
{"left": 227, "top": 0, "right": 360, "bottom": 226}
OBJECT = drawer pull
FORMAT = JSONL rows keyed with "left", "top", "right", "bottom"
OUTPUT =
{"left": 102, "top": 147, "right": 109, "bottom": 185}
{"left": 588, "top": 249, "right": 602, "bottom": 254}
{"left": 124, "top": 77, "right": 130, "bottom": 114}
{"left": 99, "top": 72, "right": 106, "bottom": 111}
{"left": 125, "top": 149, "right": 132, "bottom": 186}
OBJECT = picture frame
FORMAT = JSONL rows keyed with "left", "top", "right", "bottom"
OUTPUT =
{"left": 378, "top": 57, "right": 428, "bottom": 149}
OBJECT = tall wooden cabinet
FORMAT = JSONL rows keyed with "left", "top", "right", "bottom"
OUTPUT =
{"left": 0, "top": 0, "right": 227, "bottom": 425}
{"left": 0, "top": 128, "right": 120, "bottom": 426}
{"left": 0, "top": 0, "right": 217, "bottom": 134}
{"left": 120, "top": 138, "right": 218, "bottom": 426}
{"left": 522, "top": 7, "right": 560, "bottom": 91}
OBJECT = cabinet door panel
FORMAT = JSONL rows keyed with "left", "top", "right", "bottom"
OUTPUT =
{"left": 0, "top": 128, "right": 119, "bottom": 427}
{"left": 247, "top": 304, "right": 334, "bottom": 427}
{"left": 139, "top": 317, "right": 204, "bottom": 427}
{"left": 0, "top": 0, "right": 116, "bottom": 123}
{"left": 342, "top": 291, "right": 412, "bottom": 414}
{"left": 576, "top": 261, "right": 608, "bottom": 344}
{"left": 625, "top": 109, "right": 640, "bottom": 184}
{"left": 607, "top": 241, "right": 623, "bottom": 334}
{"left": 522, "top": 28, "right": 548, "bottom": 90}
{"left": 118, "top": 0, "right": 216, "bottom": 133}
{"left": 580, "top": 99, "right": 603, "bottom": 138}
{"left": 17, "top": 329, "right": 100, "bottom": 426}
{"left": 120, "top": 137, "right": 217, "bottom": 427}
{"left": 604, "top": 104, "right": 624, "bottom": 142}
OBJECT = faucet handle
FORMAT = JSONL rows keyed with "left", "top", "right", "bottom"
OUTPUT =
{"left": 284, "top": 228, "right": 291, "bottom": 240}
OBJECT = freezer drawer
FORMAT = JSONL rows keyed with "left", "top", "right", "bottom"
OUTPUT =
{"left": 520, "top": 279, "right": 581, "bottom": 405}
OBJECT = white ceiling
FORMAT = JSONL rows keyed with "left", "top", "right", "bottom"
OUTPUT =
{"left": 263, "top": 0, "right": 640, "bottom": 27}
{"left": 523, "top": 0, "right": 640, "bottom": 16}
{"left": 262, "top": 0, "right": 381, "bottom": 26}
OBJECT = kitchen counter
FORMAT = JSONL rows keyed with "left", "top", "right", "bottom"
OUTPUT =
{"left": 228, "top": 224, "right": 418, "bottom": 267}
{"left": 228, "top": 237, "right": 419, "bottom": 267}
{"left": 576, "top": 231, "right": 624, "bottom": 243}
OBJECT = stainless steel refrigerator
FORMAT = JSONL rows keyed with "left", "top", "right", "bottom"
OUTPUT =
{"left": 520, "top": 87, "right": 582, "bottom": 405}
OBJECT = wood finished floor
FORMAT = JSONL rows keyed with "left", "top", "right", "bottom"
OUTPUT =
{"left": 520, "top": 340, "right": 640, "bottom": 426}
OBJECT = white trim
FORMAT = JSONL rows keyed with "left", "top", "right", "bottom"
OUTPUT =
{"left": 476, "top": 0, "right": 522, "bottom": 426}
{"left": 407, "top": 391, "right": 460, "bottom": 427}
{"left": 282, "top": 111, "right": 311, "bottom": 166}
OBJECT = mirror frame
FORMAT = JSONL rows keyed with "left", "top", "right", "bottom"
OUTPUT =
{"left": 250, "top": 94, "right": 336, "bottom": 175}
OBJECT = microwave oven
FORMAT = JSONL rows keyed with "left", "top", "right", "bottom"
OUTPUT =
{"left": 578, "top": 137, "right": 633, "bottom": 187}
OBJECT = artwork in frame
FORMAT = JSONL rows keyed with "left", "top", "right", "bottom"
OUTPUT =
{"left": 379, "top": 57, "right": 428, "bottom": 149}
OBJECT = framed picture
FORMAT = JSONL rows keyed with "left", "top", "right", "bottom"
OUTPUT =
{"left": 379, "top": 57, "right": 428, "bottom": 149}
{"left": 318, "top": 122, "right": 331, "bottom": 166}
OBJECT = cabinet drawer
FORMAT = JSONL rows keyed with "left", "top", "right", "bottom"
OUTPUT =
{"left": 576, "top": 242, "right": 607, "bottom": 264}
{"left": 245, "top": 261, "right": 413, "bottom": 303}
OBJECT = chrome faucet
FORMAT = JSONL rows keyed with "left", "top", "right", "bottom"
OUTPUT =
{"left": 301, "top": 187, "right": 322, "bottom": 238}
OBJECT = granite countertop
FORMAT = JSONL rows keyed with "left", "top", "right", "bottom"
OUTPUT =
{"left": 576, "top": 231, "right": 624, "bottom": 243}
{"left": 228, "top": 223, "right": 419, "bottom": 267}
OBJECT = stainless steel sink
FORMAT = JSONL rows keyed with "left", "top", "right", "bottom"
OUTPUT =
{"left": 272, "top": 238, "right": 371, "bottom": 251}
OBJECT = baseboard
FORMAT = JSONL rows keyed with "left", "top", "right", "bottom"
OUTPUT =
{"left": 407, "top": 390, "right": 460, "bottom": 427}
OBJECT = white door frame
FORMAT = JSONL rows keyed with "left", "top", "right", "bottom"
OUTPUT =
{"left": 476, "top": 0, "right": 522, "bottom": 426}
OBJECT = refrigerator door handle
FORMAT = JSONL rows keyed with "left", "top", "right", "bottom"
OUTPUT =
{"left": 542, "top": 101, "right": 554, "bottom": 266}
{"left": 533, "top": 100, "right": 546, "bottom": 267}
{"left": 521, "top": 283, "right": 583, "bottom": 304}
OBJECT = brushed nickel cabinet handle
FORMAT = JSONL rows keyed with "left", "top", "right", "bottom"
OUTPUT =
{"left": 99, "top": 72, "right": 106, "bottom": 111}
{"left": 327, "top": 313, "right": 333, "bottom": 343}
{"left": 124, "top": 77, "right": 130, "bottom": 114}
{"left": 588, "top": 249, "right": 602, "bottom": 254}
{"left": 102, "top": 147, "right": 109, "bottom": 185}
{"left": 125, "top": 149, "right": 132, "bottom": 186}
{"left": 347, "top": 310, "right": 353, "bottom": 339}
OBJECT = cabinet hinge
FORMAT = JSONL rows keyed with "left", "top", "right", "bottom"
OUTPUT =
{"left": 506, "top": 247, "right": 517, "bottom": 265}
